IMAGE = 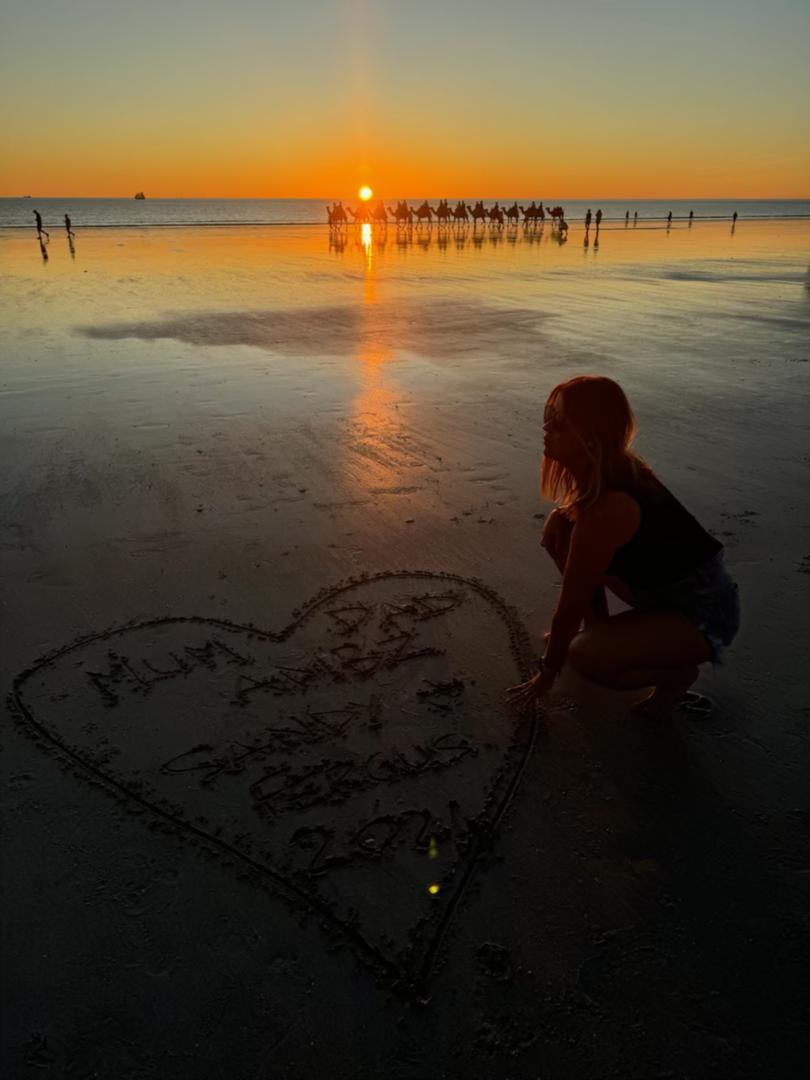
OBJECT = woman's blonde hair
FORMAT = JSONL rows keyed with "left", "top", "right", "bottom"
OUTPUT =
{"left": 541, "top": 375, "right": 650, "bottom": 515}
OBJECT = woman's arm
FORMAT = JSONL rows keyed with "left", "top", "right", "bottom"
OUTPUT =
{"left": 543, "top": 508, "right": 609, "bottom": 629}
{"left": 542, "top": 493, "right": 640, "bottom": 676}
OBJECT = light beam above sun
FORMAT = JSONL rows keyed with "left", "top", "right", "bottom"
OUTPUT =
{"left": 358, "top": 185, "right": 373, "bottom": 201}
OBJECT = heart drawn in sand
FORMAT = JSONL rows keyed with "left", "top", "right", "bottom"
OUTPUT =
{"left": 11, "top": 572, "right": 536, "bottom": 998}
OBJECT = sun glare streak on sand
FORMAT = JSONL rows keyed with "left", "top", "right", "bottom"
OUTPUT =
{"left": 349, "top": 220, "right": 409, "bottom": 500}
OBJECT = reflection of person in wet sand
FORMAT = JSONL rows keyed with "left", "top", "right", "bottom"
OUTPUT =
{"left": 34, "top": 209, "right": 49, "bottom": 241}
{"left": 506, "top": 376, "right": 739, "bottom": 720}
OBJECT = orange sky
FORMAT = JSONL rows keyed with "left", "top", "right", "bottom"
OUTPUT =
{"left": 1, "top": 1, "right": 808, "bottom": 198}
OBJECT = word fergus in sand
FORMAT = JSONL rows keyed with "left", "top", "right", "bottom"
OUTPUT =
{"left": 163, "top": 720, "right": 475, "bottom": 815}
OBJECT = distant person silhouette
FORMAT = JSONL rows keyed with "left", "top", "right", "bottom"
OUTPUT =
{"left": 505, "top": 375, "right": 740, "bottom": 721}
{"left": 633, "top": 210, "right": 638, "bottom": 226}
{"left": 688, "top": 210, "right": 694, "bottom": 227}
{"left": 64, "top": 213, "right": 75, "bottom": 238}
{"left": 732, "top": 211, "right": 738, "bottom": 224}
{"left": 585, "top": 209, "right": 592, "bottom": 230}
{"left": 33, "top": 210, "right": 49, "bottom": 241}
{"left": 595, "top": 209, "right": 603, "bottom": 229}
{"left": 667, "top": 210, "right": 673, "bottom": 227}
{"left": 625, "top": 211, "right": 630, "bottom": 226}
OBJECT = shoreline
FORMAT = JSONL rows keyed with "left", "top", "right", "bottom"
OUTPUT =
{"left": 3, "top": 213, "right": 810, "bottom": 230}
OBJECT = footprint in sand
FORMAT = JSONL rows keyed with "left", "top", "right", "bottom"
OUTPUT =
{"left": 680, "top": 691, "right": 713, "bottom": 717}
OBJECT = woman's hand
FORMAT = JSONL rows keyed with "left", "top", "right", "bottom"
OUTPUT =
{"left": 504, "top": 667, "right": 557, "bottom": 711}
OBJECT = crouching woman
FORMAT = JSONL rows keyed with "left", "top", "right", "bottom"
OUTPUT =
{"left": 506, "top": 375, "right": 740, "bottom": 719}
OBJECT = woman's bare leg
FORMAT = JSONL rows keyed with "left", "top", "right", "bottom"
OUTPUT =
{"left": 566, "top": 609, "right": 711, "bottom": 718}
{"left": 633, "top": 665, "right": 700, "bottom": 719}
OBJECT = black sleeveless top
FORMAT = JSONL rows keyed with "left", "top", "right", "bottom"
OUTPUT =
{"left": 607, "top": 472, "right": 722, "bottom": 591}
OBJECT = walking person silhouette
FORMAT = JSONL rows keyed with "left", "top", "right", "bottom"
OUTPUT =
{"left": 595, "top": 208, "right": 602, "bottom": 230}
{"left": 506, "top": 376, "right": 739, "bottom": 720}
{"left": 33, "top": 210, "right": 49, "bottom": 241}
{"left": 64, "top": 213, "right": 75, "bottom": 238}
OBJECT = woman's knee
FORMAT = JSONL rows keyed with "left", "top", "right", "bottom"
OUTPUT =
{"left": 567, "top": 626, "right": 612, "bottom": 678}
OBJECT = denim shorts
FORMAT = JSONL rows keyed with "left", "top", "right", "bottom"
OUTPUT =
{"left": 631, "top": 552, "right": 740, "bottom": 665}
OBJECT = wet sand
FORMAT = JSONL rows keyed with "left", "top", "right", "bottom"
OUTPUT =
{"left": 2, "top": 220, "right": 809, "bottom": 1077}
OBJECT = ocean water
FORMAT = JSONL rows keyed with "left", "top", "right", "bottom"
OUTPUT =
{"left": 1, "top": 197, "right": 809, "bottom": 229}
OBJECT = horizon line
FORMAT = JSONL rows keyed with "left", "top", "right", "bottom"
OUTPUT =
{"left": 2, "top": 194, "right": 809, "bottom": 202}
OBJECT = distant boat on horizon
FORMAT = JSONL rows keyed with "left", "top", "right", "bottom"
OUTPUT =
{"left": 134, "top": 191, "right": 146, "bottom": 200}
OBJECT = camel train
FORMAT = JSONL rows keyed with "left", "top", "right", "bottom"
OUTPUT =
{"left": 327, "top": 199, "right": 567, "bottom": 233}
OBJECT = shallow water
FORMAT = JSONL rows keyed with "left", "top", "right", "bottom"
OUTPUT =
{"left": 1, "top": 219, "right": 807, "bottom": 410}
{"left": 2, "top": 218, "right": 808, "bottom": 633}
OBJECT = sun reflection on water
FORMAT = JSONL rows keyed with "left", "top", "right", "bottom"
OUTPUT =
{"left": 345, "top": 220, "right": 418, "bottom": 499}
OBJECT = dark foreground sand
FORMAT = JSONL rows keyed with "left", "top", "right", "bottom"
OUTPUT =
{"left": 2, "top": 223, "right": 809, "bottom": 1078}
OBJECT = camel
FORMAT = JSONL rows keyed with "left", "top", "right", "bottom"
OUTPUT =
{"left": 547, "top": 205, "right": 565, "bottom": 226}
{"left": 519, "top": 202, "right": 544, "bottom": 225}
{"left": 372, "top": 200, "right": 390, "bottom": 224}
{"left": 388, "top": 201, "right": 413, "bottom": 226}
{"left": 326, "top": 202, "right": 348, "bottom": 227}
{"left": 348, "top": 204, "right": 373, "bottom": 224}
{"left": 413, "top": 200, "right": 434, "bottom": 226}
{"left": 505, "top": 202, "right": 521, "bottom": 224}
{"left": 488, "top": 203, "right": 505, "bottom": 229}
{"left": 452, "top": 201, "right": 470, "bottom": 224}
{"left": 431, "top": 199, "right": 452, "bottom": 225}
{"left": 469, "top": 200, "right": 489, "bottom": 227}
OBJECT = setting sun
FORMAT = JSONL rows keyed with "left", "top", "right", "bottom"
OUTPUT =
{"left": 359, "top": 185, "right": 373, "bottom": 201}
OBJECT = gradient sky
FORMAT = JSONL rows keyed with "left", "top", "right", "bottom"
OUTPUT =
{"left": 1, "top": 0, "right": 808, "bottom": 198}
